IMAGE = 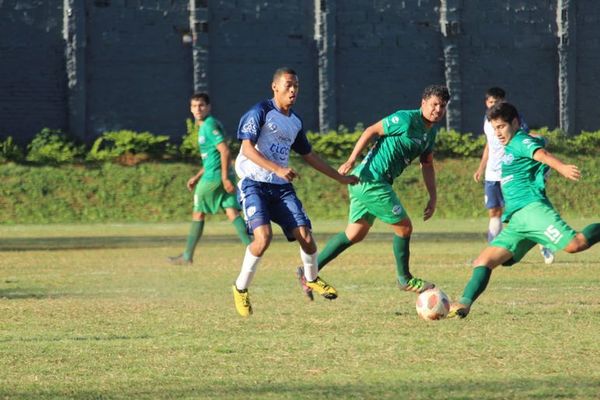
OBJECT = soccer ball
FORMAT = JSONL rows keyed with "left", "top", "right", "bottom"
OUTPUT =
{"left": 415, "top": 288, "right": 450, "bottom": 320}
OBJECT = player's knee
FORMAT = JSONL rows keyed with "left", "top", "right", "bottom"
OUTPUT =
{"left": 563, "top": 234, "right": 589, "bottom": 253}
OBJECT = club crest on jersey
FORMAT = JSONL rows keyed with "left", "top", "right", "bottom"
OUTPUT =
{"left": 198, "top": 136, "right": 206, "bottom": 144}
{"left": 392, "top": 205, "right": 403, "bottom": 215}
{"left": 502, "top": 154, "right": 514, "bottom": 165}
{"left": 267, "top": 122, "right": 278, "bottom": 132}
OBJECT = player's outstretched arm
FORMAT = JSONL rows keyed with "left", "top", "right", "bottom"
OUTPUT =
{"left": 302, "top": 152, "right": 359, "bottom": 185}
{"left": 420, "top": 152, "right": 437, "bottom": 221}
{"left": 338, "top": 121, "right": 384, "bottom": 175}
{"left": 240, "top": 139, "right": 298, "bottom": 182}
{"left": 533, "top": 149, "right": 580, "bottom": 181}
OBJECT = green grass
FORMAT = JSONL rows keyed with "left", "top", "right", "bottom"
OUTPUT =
{"left": 1, "top": 219, "right": 599, "bottom": 399}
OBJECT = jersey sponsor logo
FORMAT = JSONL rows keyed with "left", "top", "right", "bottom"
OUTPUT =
{"left": 543, "top": 224, "right": 563, "bottom": 244}
{"left": 269, "top": 143, "right": 290, "bottom": 161}
{"left": 241, "top": 119, "right": 258, "bottom": 135}
{"left": 392, "top": 205, "right": 403, "bottom": 215}
{"left": 391, "top": 116, "right": 400, "bottom": 123}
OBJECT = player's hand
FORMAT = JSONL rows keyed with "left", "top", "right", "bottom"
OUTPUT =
{"left": 473, "top": 170, "right": 482, "bottom": 182}
{"left": 423, "top": 198, "right": 436, "bottom": 221}
{"left": 222, "top": 178, "right": 235, "bottom": 193}
{"left": 275, "top": 166, "right": 298, "bottom": 182}
{"left": 558, "top": 164, "right": 581, "bottom": 181}
{"left": 338, "top": 174, "right": 359, "bottom": 185}
{"left": 187, "top": 176, "right": 199, "bottom": 191}
{"left": 338, "top": 160, "right": 355, "bottom": 175}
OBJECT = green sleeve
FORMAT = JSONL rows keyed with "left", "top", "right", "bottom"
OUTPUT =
{"left": 382, "top": 111, "right": 410, "bottom": 136}
{"left": 513, "top": 134, "right": 544, "bottom": 159}
{"left": 203, "top": 119, "right": 225, "bottom": 146}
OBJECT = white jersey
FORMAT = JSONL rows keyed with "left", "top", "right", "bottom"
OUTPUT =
{"left": 483, "top": 113, "right": 529, "bottom": 182}
{"left": 235, "top": 99, "right": 311, "bottom": 185}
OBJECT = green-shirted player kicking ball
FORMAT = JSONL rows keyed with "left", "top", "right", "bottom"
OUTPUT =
{"left": 448, "top": 102, "right": 600, "bottom": 318}
{"left": 297, "top": 85, "right": 450, "bottom": 299}
{"left": 169, "top": 93, "right": 251, "bottom": 265}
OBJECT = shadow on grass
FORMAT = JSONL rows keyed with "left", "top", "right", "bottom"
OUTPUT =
{"left": 0, "top": 287, "right": 69, "bottom": 300}
{"left": 2, "top": 378, "right": 599, "bottom": 399}
{"left": 0, "top": 231, "right": 483, "bottom": 251}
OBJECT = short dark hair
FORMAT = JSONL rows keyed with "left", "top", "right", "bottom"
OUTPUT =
{"left": 190, "top": 92, "right": 210, "bottom": 104}
{"left": 422, "top": 85, "right": 450, "bottom": 102}
{"left": 273, "top": 67, "right": 297, "bottom": 82}
{"left": 485, "top": 87, "right": 506, "bottom": 100}
{"left": 486, "top": 101, "right": 519, "bottom": 123}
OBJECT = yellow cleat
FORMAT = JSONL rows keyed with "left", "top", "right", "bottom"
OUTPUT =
{"left": 398, "top": 277, "right": 435, "bottom": 294}
{"left": 305, "top": 276, "right": 338, "bottom": 300}
{"left": 447, "top": 302, "right": 471, "bottom": 319}
{"left": 232, "top": 285, "right": 253, "bottom": 317}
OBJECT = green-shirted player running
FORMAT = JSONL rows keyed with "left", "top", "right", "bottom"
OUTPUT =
{"left": 169, "top": 93, "right": 250, "bottom": 265}
{"left": 296, "top": 85, "right": 450, "bottom": 300}
{"left": 449, "top": 102, "right": 600, "bottom": 318}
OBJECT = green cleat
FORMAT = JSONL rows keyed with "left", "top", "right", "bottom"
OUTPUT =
{"left": 305, "top": 276, "right": 338, "bottom": 300}
{"left": 167, "top": 254, "right": 193, "bottom": 266}
{"left": 447, "top": 302, "right": 471, "bottom": 319}
{"left": 296, "top": 267, "right": 314, "bottom": 301}
{"left": 232, "top": 285, "right": 253, "bottom": 317}
{"left": 398, "top": 277, "right": 435, "bottom": 294}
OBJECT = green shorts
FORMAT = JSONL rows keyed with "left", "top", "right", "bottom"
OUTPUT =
{"left": 348, "top": 180, "right": 407, "bottom": 225}
{"left": 193, "top": 177, "right": 240, "bottom": 214}
{"left": 491, "top": 201, "right": 576, "bottom": 263}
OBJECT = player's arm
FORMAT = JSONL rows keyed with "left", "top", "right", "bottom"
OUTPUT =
{"left": 187, "top": 167, "right": 205, "bottom": 191}
{"left": 301, "top": 152, "right": 359, "bottom": 185}
{"left": 240, "top": 139, "right": 298, "bottom": 182}
{"left": 338, "top": 120, "right": 384, "bottom": 175}
{"left": 420, "top": 152, "right": 437, "bottom": 221}
{"left": 216, "top": 142, "right": 235, "bottom": 193}
{"left": 473, "top": 143, "right": 488, "bottom": 182}
{"left": 533, "top": 149, "right": 580, "bottom": 181}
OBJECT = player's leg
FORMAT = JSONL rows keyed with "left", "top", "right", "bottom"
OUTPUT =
{"left": 224, "top": 207, "right": 251, "bottom": 245}
{"left": 317, "top": 219, "right": 371, "bottom": 272}
{"left": 168, "top": 211, "right": 205, "bottom": 265}
{"left": 563, "top": 223, "right": 600, "bottom": 253}
{"left": 484, "top": 181, "right": 504, "bottom": 242}
{"left": 448, "top": 245, "right": 514, "bottom": 318}
{"left": 293, "top": 226, "right": 338, "bottom": 300}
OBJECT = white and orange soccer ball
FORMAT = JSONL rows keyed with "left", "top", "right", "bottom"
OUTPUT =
{"left": 415, "top": 288, "right": 450, "bottom": 320}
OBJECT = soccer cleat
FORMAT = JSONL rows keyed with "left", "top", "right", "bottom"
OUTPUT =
{"left": 447, "top": 302, "right": 471, "bottom": 319}
{"left": 296, "top": 267, "right": 314, "bottom": 301}
{"left": 398, "top": 277, "right": 435, "bottom": 294}
{"left": 232, "top": 285, "right": 253, "bottom": 317}
{"left": 305, "top": 276, "right": 338, "bottom": 300}
{"left": 540, "top": 246, "right": 555, "bottom": 265}
{"left": 167, "top": 254, "right": 193, "bottom": 266}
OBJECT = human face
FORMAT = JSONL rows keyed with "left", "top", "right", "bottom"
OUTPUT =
{"left": 485, "top": 96, "right": 501, "bottom": 110}
{"left": 272, "top": 73, "right": 299, "bottom": 113}
{"left": 490, "top": 117, "right": 520, "bottom": 145}
{"left": 421, "top": 95, "right": 448, "bottom": 126}
{"left": 190, "top": 99, "right": 210, "bottom": 121}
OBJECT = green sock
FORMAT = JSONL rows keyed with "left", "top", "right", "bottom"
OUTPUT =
{"left": 183, "top": 220, "right": 204, "bottom": 261}
{"left": 393, "top": 235, "right": 411, "bottom": 285}
{"left": 582, "top": 223, "right": 600, "bottom": 247}
{"left": 232, "top": 216, "right": 251, "bottom": 245}
{"left": 459, "top": 266, "right": 492, "bottom": 306}
{"left": 317, "top": 232, "right": 353, "bottom": 271}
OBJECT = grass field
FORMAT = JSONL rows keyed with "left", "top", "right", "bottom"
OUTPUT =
{"left": 1, "top": 219, "right": 599, "bottom": 399}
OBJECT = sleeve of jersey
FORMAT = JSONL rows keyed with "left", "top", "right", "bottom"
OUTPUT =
{"left": 237, "top": 106, "right": 264, "bottom": 143}
{"left": 516, "top": 135, "right": 544, "bottom": 158}
{"left": 291, "top": 129, "right": 312, "bottom": 155}
{"left": 205, "top": 119, "right": 225, "bottom": 145}
{"left": 382, "top": 112, "right": 409, "bottom": 136}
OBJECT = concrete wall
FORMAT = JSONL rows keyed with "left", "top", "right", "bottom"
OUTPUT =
{"left": 0, "top": 0, "right": 598, "bottom": 145}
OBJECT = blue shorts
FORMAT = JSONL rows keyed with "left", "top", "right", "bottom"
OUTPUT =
{"left": 484, "top": 180, "right": 504, "bottom": 209}
{"left": 238, "top": 179, "right": 311, "bottom": 242}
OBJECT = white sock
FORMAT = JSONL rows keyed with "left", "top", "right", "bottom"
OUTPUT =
{"left": 300, "top": 248, "right": 318, "bottom": 282}
{"left": 488, "top": 217, "right": 502, "bottom": 242}
{"left": 235, "top": 246, "right": 261, "bottom": 290}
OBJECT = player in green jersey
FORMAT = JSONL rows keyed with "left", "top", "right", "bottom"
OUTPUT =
{"left": 169, "top": 93, "right": 250, "bottom": 265}
{"left": 296, "top": 85, "right": 450, "bottom": 300}
{"left": 449, "top": 102, "right": 600, "bottom": 318}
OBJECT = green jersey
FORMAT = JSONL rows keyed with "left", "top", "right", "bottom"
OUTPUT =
{"left": 198, "top": 115, "right": 226, "bottom": 180}
{"left": 501, "top": 130, "right": 550, "bottom": 221}
{"left": 353, "top": 109, "right": 437, "bottom": 183}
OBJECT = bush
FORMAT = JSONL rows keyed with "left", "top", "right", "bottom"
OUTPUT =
{"left": 0, "top": 136, "right": 24, "bottom": 163}
{"left": 178, "top": 118, "right": 200, "bottom": 160}
{"left": 87, "top": 130, "right": 171, "bottom": 164}
{"left": 435, "top": 129, "right": 486, "bottom": 158}
{"left": 26, "top": 128, "right": 84, "bottom": 164}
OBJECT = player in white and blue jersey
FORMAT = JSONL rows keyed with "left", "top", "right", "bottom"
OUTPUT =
{"left": 231, "top": 67, "right": 358, "bottom": 317}
{"left": 473, "top": 87, "right": 554, "bottom": 263}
